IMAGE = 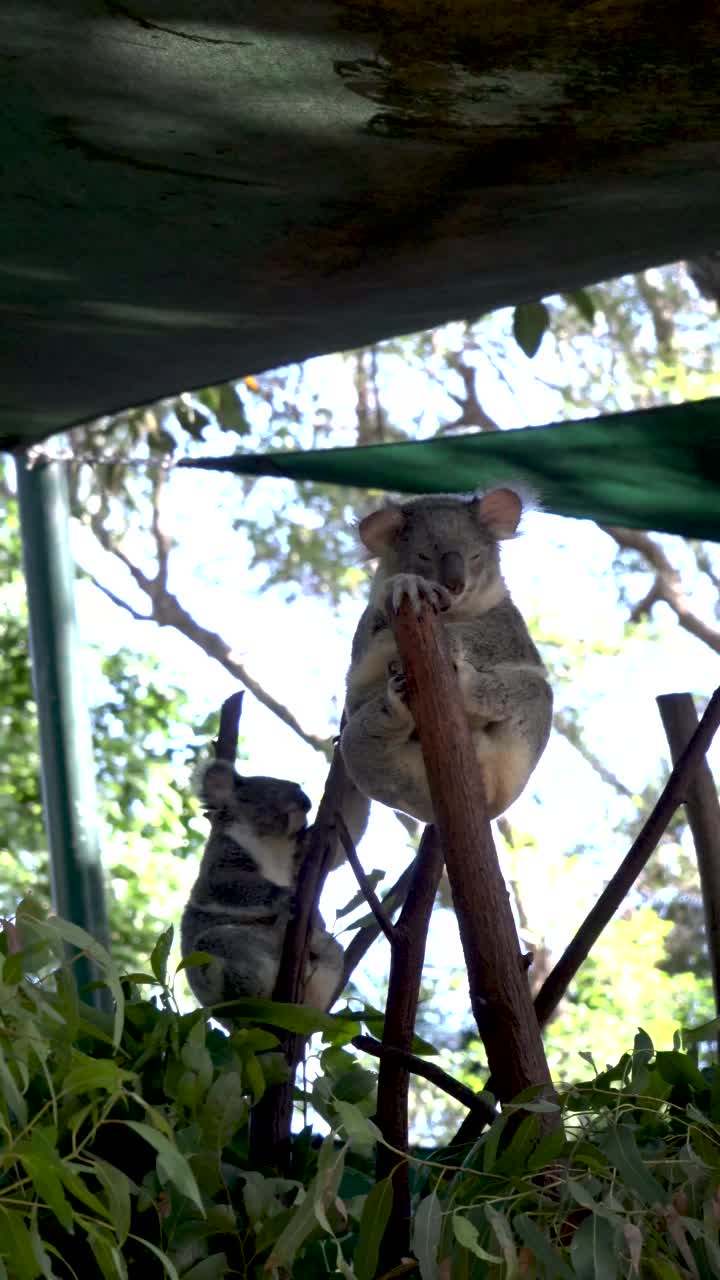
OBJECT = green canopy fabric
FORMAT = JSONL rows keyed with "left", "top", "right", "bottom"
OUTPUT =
{"left": 182, "top": 397, "right": 720, "bottom": 541}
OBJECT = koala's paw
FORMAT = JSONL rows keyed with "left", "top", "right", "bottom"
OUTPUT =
{"left": 385, "top": 573, "right": 452, "bottom": 617}
{"left": 386, "top": 671, "right": 413, "bottom": 721}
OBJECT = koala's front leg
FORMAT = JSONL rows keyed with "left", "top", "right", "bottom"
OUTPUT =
{"left": 384, "top": 574, "right": 452, "bottom": 617}
{"left": 303, "top": 921, "right": 343, "bottom": 1010}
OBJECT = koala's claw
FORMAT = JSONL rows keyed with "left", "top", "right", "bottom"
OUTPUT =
{"left": 386, "top": 670, "right": 413, "bottom": 720}
{"left": 385, "top": 573, "right": 452, "bottom": 617}
{"left": 389, "top": 671, "right": 407, "bottom": 698}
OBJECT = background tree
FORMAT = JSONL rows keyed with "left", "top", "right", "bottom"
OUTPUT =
{"left": 5, "top": 260, "right": 720, "bottom": 1137}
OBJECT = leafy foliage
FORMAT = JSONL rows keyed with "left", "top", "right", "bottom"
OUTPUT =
{"left": 2, "top": 911, "right": 720, "bottom": 1279}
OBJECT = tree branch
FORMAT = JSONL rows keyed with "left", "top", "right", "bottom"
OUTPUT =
{"left": 376, "top": 826, "right": 445, "bottom": 1272}
{"left": 604, "top": 525, "right": 720, "bottom": 656}
{"left": 81, "top": 519, "right": 330, "bottom": 754}
{"left": 391, "top": 599, "right": 557, "bottom": 1116}
{"left": 336, "top": 813, "right": 395, "bottom": 944}
{"left": 85, "top": 574, "right": 152, "bottom": 622}
{"left": 533, "top": 685, "right": 720, "bottom": 1027}
{"left": 338, "top": 861, "right": 416, "bottom": 995}
{"left": 353, "top": 1034, "right": 496, "bottom": 1125}
{"left": 553, "top": 708, "right": 636, "bottom": 801}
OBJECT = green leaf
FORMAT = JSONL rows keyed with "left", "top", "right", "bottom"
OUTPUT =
{"left": 453, "top": 1214, "right": 501, "bottom": 1263}
{"left": 602, "top": 1125, "right": 667, "bottom": 1205}
{"left": 181, "top": 1256, "right": 229, "bottom": 1280}
{"left": 150, "top": 926, "right": 174, "bottom": 986}
{"left": 127, "top": 1235, "right": 180, "bottom": 1280}
{"left": 654, "top": 1050, "right": 707, "bottom": 1090}
{"left": 336, "top": 873, "right": 385, "bottom": 919}
{"left": 0, "top": 1209, "right": 41, "bottom": 1280}
{"left": 565, "top": 289, "right": 596, "bottom": 324}
{"left": 85, "top": 1223, "right": 128, "bottom": 1280}
{"left": 355, "top": 1178, "right": 394, "bottom": 1280}
{"left": 334, "top": 1101, "right": 382, "bottom": 1151}
{"left": 64, "top": 1055, "right": 129, "bottom": 1096}
{"left": 512, "top": 301, "right": 549, "bottom": 357}
{"left": 0, "top": 1041, "right": 28, "bottom": 1125}
{"left": 267, "top": 1188, "right": 320, "bottom": 1269}
{"left": 21, "top": 1130, "right": 75, "bottom": 1234}
{"left": 175, "top": 951, "right": 213, "bottom": 974}
{"left": 515, "top": 1214, "right": 574, "bottom": 1278}
{"left": 212, "top": 998, "right": 358, "bottom": 1039}
{"left": 94, "top": 1160, "right": 134, "bottom": 1246}
{"left": 23, "top": 915, "right": 125, "bottom": 1048}
{"left": 124, "top": 1122, "right": 205, "bottom": 1213}
{"left": 485, "top": 1205, "right": 519, "bottom": 1275}
{"left": 570, "top": 1213, "right": 618, "bottom": 1279}
{"left": 412, "top": 1191, "right": 442, "bottom": 1280}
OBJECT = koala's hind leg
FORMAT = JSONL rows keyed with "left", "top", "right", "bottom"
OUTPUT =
{"left": 303, "top": 924, "right": 344, "bottom": 1010}
{"left": 454, "top": 663, "right": 553, "bottom": 816}
{"left": 340, "top": 676, "right": 433, "bottom": 822}
{"left": 187, "top": 925, "right": 281, "bottom": 1005}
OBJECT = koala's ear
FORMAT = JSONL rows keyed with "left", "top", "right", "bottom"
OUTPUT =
{"left": 201, "top": 761, "right": 240, "bottom": 808}
{"left": 358, "top": 504, "right": 404, "bottom": 554}
{"left": 472, "top": 488, "right": 523, "bottom": 540}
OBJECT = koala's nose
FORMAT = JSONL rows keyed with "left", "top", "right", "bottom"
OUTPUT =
{"left": 440, "top": 551, "right": 465, "bottom": 595}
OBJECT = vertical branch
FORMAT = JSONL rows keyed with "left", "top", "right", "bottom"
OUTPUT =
{"left": 391, "top": 600, "right": 557, "bottom": 1118}
{"left": 533, "top": 685, "right": 720, "bottom": 1028}
{"left": 657, "top": 692, "right": 720, "bottom": 1019}
{"left": 375, "top": 827, "right": 444, "bottom": 1271}
{"left": 248, "top": 745, "right": 352, "bottom": 1172}
{"left": 213, "top": 691, "right": 244, "bottom": 762}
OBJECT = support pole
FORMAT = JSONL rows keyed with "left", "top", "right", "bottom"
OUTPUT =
{"left": 657, "top": 692, "right": 720, "bottom": 1019}
{"left": 16, "top": 457, "right": 110, "bottom": 1000}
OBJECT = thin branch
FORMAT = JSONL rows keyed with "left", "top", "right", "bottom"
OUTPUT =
{"left": 376, "top": 826, "right": 445, "bottom": 1271}
{"left": 81, "top": 520, "right": 330, "bottom": 754}
{"left": 353, "top": 1034, "right": 496, "bottom": 1125}
{"left": 86, "top": 574, "right": 152, "bottom": 622}
{"left": 553, "top": 708, "right": 636, "bottom": 801}
{"left": 248, "top": 745, "right": 352, "bottom": 1172}
{"left": 336, "top": 813, "right": 395, "bottom": 944}
{"left": 150, "top": 466, "right": 172, "bottom": 590}
{"left": 339, "top": 861, "right": 416, "bottom": 994}
{"left": 604, "top": 525, "right": 720, "bottom": 656}
{"left": 533, "top": 685, "right": 720, "bottom": 1027}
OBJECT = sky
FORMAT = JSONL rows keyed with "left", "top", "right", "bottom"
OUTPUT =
{"left": 65, "top": 288, "right": 720, "bottom": 1055}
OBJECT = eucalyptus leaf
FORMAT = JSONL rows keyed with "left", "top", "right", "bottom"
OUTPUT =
{"left": 355, "top": 1178, "right": 394, "bottom": 1280}
{"left": 124, "top": 1122, "right": 205, "bottom": 1213}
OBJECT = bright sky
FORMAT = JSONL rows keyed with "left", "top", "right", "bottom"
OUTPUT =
{"left": 67, "top": 294, "right": 720, "bottom": 1058}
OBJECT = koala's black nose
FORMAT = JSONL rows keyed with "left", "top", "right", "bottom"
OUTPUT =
{"left": 440, "top": 551, "right": 465, "bottom": 595}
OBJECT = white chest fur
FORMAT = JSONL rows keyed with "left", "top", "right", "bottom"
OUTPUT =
{"left": 226, "top": 821, "right": 296, "bottom": 888}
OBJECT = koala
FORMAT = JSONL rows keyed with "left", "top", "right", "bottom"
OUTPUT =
{"left": 180, "top": 761, "right": 343, "bottom": 1014}
{"left": 340, "top": 488, "right": 552, "bottom": 823}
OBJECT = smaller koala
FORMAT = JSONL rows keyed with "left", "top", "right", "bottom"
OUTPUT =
{"left": 181, "top": 761, "right": 343, "bottom": 1014}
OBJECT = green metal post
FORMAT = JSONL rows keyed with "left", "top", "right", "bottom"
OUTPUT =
{"left": 16, "top": 456, "right": 110, "bottom": 1003}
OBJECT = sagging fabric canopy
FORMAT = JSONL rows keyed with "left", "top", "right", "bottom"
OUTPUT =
{"left": 3, "top": 0, "right": 720, "bottom": 451}
{"left": 181, "top": 398, "right": 720, "bottom": 542}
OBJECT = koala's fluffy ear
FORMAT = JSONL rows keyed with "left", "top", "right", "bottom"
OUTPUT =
{"left": 471, "top": 488, "right": 523, "bottom": 540}
{"left": 358, "top": 504, "right": 404, "bottom": 554}
{"left": 201, "top": 760, "right": 240, "bottom": 808}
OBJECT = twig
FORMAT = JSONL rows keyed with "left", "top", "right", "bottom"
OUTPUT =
{"left": 376, "top": 826, "right": 445, "bottom": 1271}
{"left": 353, "top": 1034, "right": 496, "bottom": 1124}
{"left": 213, "top": 691, "right": 244, "bottom": 763}
{"left": 337, "top": 861, "right": 416, "bottom": 997}
{"left": 336, "top": 812, "right": 395, "bottom": 944}
{"left": 533, "top": 685, "right": 720, "bottom": 1027}
{"left": 392, "top": 600, "right": 557, "bottom": 1118}
{"left": 657, "top": 693, "right": 720, "bottom": 1023}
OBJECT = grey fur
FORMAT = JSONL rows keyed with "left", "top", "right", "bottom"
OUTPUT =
{"left": 341, "top": 490, "right": 553, "bottom": 822}
{"left": 181, "top": 761, "right": 343, "bottom": 1013}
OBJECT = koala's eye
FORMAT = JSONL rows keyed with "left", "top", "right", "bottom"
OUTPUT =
{"left": 417, "top": 553, "right": 431, "bottom": 563}
{"left": 470, "top": 553, "right": 485, "bottom": 564}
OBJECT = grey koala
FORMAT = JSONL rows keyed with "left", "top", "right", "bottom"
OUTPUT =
{"left": 181, "top": 761, "right": 343, "bottom": 1013}
{"left": 341, "top": 488, "right": 553, "bottom": 823}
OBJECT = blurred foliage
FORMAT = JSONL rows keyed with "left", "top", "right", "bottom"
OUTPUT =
{"left": 0, "top": 494, "right": 210, "bottom": 973}
{"left": 2, "top": 909, "right": 720, "bottom": 1278}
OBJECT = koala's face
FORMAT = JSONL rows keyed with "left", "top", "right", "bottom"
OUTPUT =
{"left": 395, "top": 498, "right": 499, "bottom": 599}
{"left": 201, "top": 761, "right": 311, "bottom": 839}
{"left": 359, "top": 489, "right": 523, "bottom": 603}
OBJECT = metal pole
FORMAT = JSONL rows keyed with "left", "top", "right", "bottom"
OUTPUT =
{"left": 15, "top": 456, "right": 110, "bottom": 1003}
